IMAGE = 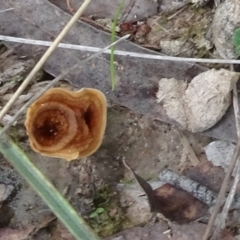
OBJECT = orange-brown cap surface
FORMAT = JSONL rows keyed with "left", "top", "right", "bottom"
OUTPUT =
{"left": 25, "top": 88, "right": 107, "bottom": 161}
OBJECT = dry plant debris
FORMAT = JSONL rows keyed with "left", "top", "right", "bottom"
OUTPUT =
{"left": 157, "top": 69, "right": 240, "bottom": 132}
{"left": 25, "top": 88, "right": 107, "bottom": 160}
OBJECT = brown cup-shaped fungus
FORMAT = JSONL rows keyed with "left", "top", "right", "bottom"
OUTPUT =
{"left": 25, "top": 88, "right": 107, "bottom": 161}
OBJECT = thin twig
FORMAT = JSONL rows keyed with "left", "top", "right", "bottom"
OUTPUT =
{"left": 178, "top": 131, "right": 200, "bottom": 166}
{"left": 0, "top": 35, "right": 130, "bottom": 138}
{"left": 159, "top": 168, "right": 216, "bottom": 206}
{"left": 3, "top": 35, "right": 240, "bottom": 65}
{"left": 0, "top": 8, "right": 14, "bottom": 13}
{"left": 203, "top": 135, "right": 240, "bottom": 239}
{"left": 0, "top": 0, "right": 91, "bottom": 122}
{"left": 167, "top": 5, "right": 188, "bottom": 20}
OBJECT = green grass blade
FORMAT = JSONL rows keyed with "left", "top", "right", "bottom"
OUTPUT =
{"left": 233, "top": 28, "right": 240, "bottom": 55}
{"left": 0, "top": 130, "right": 100, "bottom": 240}
{"left": 110, "top": 0, "right": 125, "bottom": 91}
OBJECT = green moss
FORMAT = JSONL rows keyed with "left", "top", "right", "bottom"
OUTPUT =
{"left": 8, "top": 126, "right": 22, "bottom": 145}
{"left": 86, "top": 184, "right": 132, "bottom": 237}
{"left": 7, "top": 125, "right": 30, "bottom": 152}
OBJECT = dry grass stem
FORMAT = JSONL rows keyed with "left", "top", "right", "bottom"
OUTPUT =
{"left": 4, "top": 35, "right": 240, "bottom": 64}
{"left": 0, "top": 34, "right": 130, "bottom": 138}
{"left": 0, "top": 8, "right": 14, "bottom": 13}
{"left": 0, "top": 0, "right": 91, "bottom": 122}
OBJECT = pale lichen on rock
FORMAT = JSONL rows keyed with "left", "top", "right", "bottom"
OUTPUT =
{"left": 212, "top": 0, "right": 240, "bottom": 59}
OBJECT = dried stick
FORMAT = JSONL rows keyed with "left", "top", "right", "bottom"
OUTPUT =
{"left": 0, "top": 34, "right": 130, "bottom": 138}
{"left": 178, "top": 131, "right": 200, "bottom": 166}
{"left": 0, "top": 8, "right": 13, "bottom": 13}
{"left": 203, "top": 81, "right": 240, "bottom": 239}
{"left": 4, "top": 35, "right": 240, "bottom": 65}
{"left": 0, "top": 0, "right": 91, "bottom": 122}
{"left": 159, "top": 168, "right": 216, "bottom": 206}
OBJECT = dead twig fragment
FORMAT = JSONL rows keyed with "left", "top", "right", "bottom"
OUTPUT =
{"left": 159, "top": 168, "right": 216, "bottom": 206}
{"left": 0, "top": 8, "right": 14, "bottom": 13}
{"left": 66, "top": 0, "right": 76, "bottom": 14}
{"left": 178, "top": 131, "right": 200, "bottom": 166}
{"left": 0, "top": 0, "right": 91, "bottom": 122}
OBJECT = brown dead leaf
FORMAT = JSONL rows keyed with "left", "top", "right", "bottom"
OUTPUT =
{"left": 124, "top": 161, "right": 208, "bottom": 224}
{"left": 0, "top": 226, "right": 34, "bottom": 240}
{"left": 183, "top": 160, "right": 240, "bottom": 210}
{"left": 184, "top": 160, "right": 226, "bottom": 194}
{"left": 153, "top": 183, "right": 208, "bottom": 223}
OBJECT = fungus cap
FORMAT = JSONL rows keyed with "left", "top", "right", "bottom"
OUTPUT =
{"left": 25, "top": 88, "right": 107, "bottom": 161}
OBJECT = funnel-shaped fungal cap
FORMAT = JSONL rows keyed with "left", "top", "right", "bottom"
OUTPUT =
{"left": 25, "top": 88, "right": 107, "bottom": 161}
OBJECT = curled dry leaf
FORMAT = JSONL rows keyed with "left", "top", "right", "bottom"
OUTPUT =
{"left": 153, "top": 183, "right": 208, "bottom": 223}
{"left": 25, "top": 88, "right": 107, "bottom": 161}
{"left": 212, "top": 0, "right": 240, "bottom": 58}
{"left": 124, "top": 161, "right": 208, "bottom": 224}
{"left": 157, "top": 69, "right": 240, "bottom": 132}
